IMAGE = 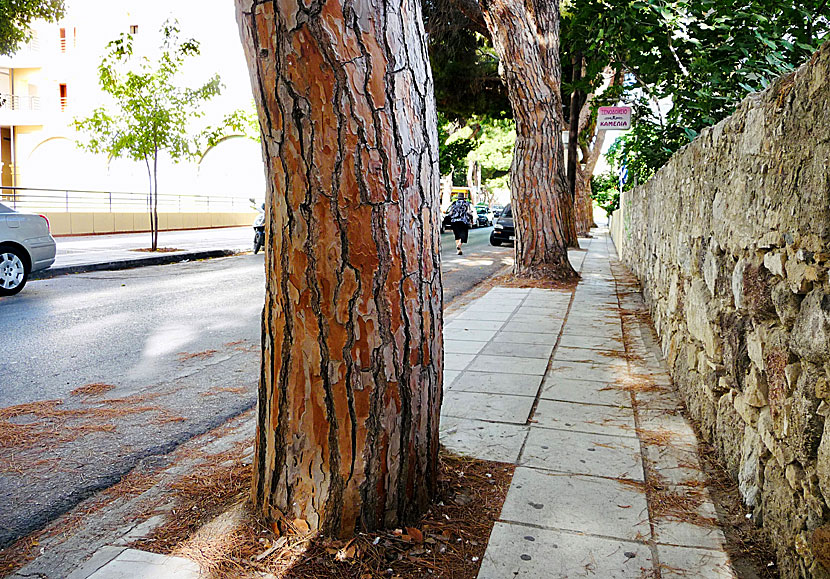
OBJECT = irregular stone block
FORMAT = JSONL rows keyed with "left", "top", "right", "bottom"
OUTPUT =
{"left": 818, "top": 422, "right": 830, "bottom": 507}
{"left": 739, "top": 427, "right": 764, "bottom": 508}
{"left": 791, "top": 290, "right": 830, "bottom": 363}
{"left": 685, "top": 279, "right": 721, "bottom": 359}
{"left": 744, "top": 367, "right": 769, "bottom": 408}
{"left": 772, "top": 282, "right": 802, "bottom": 327}
{"left": 764, "top": 251, "right": 786, "bottom": 277}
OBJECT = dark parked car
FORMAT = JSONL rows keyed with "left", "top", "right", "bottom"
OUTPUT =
{"left": 489, "top": 203, "right": 514, "bottom": 246}
{"left": 475, "top": 207, "right": 492, "bottom": 227}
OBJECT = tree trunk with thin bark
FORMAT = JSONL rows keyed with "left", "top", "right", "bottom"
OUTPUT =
{"left": 236, "top": 0, "right": 443, "bottom": 537}
{"left": 574, "top": 69, "right": 619, "bottom": 234}
{"left": 479, "top": 0, "right": 576, "bottom": 278}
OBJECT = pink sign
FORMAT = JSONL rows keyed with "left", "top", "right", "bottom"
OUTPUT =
{"left": 597, "top": 106, "right": 632, "bottom": 130}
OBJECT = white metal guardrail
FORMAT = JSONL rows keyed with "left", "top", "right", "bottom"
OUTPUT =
{"left": 0, "top": 186, "right": 249, "bottom": 214}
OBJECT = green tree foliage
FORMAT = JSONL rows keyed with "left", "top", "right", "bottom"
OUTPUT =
{"left": 74, "top": 21, "right": 236, "bottom": 251}
{"left": 562, "top": 0, "right": 829, "bottom": 185}
{"left": 0, "top": 0, "right": 64, "bottom": 56}
{"left": 469, "top": 117, "right": 515, "bottom": 190}
{"left": 438, "top": 112, "right": 475, "bottom": 184}
{"left": 590, "top": 171, "right": 620, "bottom": 217}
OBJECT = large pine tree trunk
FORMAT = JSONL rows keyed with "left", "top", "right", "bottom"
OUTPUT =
{"left": 236, "top": 0, "right": 443, "bottom": 538}
{"left": 479, "top": 0, "right": 576, "bottom": 278}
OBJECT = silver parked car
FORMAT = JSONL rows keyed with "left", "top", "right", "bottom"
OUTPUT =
{"left": 0, "top": 202, "right": 56, "bottom": 295}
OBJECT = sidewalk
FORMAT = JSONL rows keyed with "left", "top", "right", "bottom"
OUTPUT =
{"left": 441, "top": 232, "right": 736, "bottom": 578}
{"left": 12, "top": 230, "right": 745, "bottom": 578}
{"left": 32, "top": 226, "right": 253, "bottom": 279}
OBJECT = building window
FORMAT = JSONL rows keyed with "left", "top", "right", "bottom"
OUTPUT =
{"left": 129, "top": 25, "right": 138, "bottom": 35}
{"left": 59, "top": 84, "right": 68, "bottom": 112}
{"left": 59, "top": 28, "right": 67, "bottom": 52}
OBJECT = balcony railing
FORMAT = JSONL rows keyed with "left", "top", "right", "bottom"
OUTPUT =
{"left": 0, "top": 186, "right": 251, "bottom": 214}
{"left": 0, "top": 94, "right": 41, "bottom": 112}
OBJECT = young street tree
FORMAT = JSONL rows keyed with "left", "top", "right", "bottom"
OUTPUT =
{"left": 235, "top": 0, "right": 443, "bottom": 537}
{"left": 0, "top": 0, "right": 64, "bottom": 56}
{"left": 74, "top": 22, "right": 227, "bottom": 251}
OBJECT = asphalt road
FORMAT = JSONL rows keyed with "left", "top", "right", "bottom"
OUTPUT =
{"left": 0, "top": 225, "right": 513, "bottom": 548}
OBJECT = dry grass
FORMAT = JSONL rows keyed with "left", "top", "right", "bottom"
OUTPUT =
{"left": 489, "top": 272, "right": 579, "bottom": 290}
{"left": 201, "top": 386, "right": 249, "bottom": 398}
{"left": 70, "top": 383, "right": 116, "bottom": 398}
{"left": 130, "top": 247, "right": 184, "bottom": 253}
{"left": 132, "top": 450, "right": 514, "bottom": 579}
{"left": 178, "top": 350, "right": 219, "bottom": 362}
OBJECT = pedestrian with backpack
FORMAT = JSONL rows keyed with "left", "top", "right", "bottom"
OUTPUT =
{"left": 448, "top": 192, "right": 475, "bottom": 255}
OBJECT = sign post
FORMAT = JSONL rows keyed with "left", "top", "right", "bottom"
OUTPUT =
{"left": 597, "top": 106, "right": 632, "bottom": 130}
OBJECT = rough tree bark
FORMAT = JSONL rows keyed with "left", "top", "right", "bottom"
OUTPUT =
{"left": 478, "top": 0, "right": 577, "bottom": 278}
{"left": 235, "top": 0, "right": 443, "bottom": 537}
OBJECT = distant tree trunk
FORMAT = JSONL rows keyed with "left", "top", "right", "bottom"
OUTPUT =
{"left": 566, "top": 53, "right": 583, "bottom": 243}
{"left": 574, "top": 69, "right": 619, "bottom": 234}
{"left": 236, "top": 0, "right": 443, "bottom": 538}
{"left": 479, "top": 0, "right": 576, "bottom": 278}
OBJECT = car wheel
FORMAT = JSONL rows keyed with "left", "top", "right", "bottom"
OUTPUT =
{"left": 0, "top": 245, "right": 29, "bottom": 296}
{"left": 489, "top": 232, "right": 502, "bottom": 246}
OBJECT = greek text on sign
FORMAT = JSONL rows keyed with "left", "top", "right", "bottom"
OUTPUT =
{"left": 597, "top": 106, "right": 632, "bottom": 130}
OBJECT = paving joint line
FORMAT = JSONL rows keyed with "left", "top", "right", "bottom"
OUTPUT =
{"left": 606, "top": 231, "right": 664, "bottom": 578}
{"left": 514, "top": 238, "right": 593, "bottom": 465}
{"left": 496, "top": 518, "right": 652, "bottom": 546}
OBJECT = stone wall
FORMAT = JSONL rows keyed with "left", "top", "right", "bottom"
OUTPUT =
{"left": 618, "top": 42, "right": 830, "bottom": 577}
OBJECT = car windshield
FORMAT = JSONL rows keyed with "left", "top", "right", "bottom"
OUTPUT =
{"left": 501, "top": 204, "right": 512, "bottom": 218}
{"left": 0, "top": 202, "right": 12, "bottom": 213}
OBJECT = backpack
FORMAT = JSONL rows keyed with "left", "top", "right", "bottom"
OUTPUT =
{"left": 449, "top": 200, "right": 470, "bottom": 225}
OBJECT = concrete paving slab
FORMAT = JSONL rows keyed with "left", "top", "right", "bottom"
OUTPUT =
{"left": 486, "top": 288, "right": 530, "bottom": 296}
{"left": 443, "top": 328, "right": 498, "bottom": 342}
{"left": 464, "top": 302, "right": 521, "bottom": 313}
{"left": 642, "top": 444, "right": 707, "bottom": 486}
{"left": 445, "top": 319, "right": 505, "bottom": 332}
{"left": 444, "top": 370, "right": 461, "bottom": 389}
{"left": 655, "top": 519, "right": 727, "bottom": 551}
{"left": 477, "top": 522, "right": 653, "bottom": 579}
{"left": 553, "top": 346, "right": 624, "bottom": 363}
{"left": 456, "top": 309, "right": 514, "bottom": 322}
{"left": 473, "top": 354, "right": 550, "bottom": 375}
{"left": 506, "top": 316, "right": 563, "bottom": 333}
{"left": 66, "top": 547, "right": 127, "bottom": 579}
{"left": 540, "top": 377, "right": 632, "bottom": 408}
{"left": 451, "top": 371, "right": 543, "bottom": 397}
{"left": 514, "top": 306, "right": 568, "bottom": 318}
{"left": 561, "top": 325, "right": 623, "bottom": 340}
{"left": 558, "top": 335, "right": 624, "bottom": 350}
{"left": 439, "top": 416, "right": 528, "bottom": 463}
{"left": 637, "top": 410, "right": 700, "bottom": 446}
{"left": 532, "top": 399, "right": 637, "bottom": 438}
{"left": 492, "top": 331, "right": 559, "bottom": 346}
{"left": 547, "top": 361, "right": 629, "bottom": 384}
{"left": 480, "top": 341, "right": 554, "bottom": 359}
{"left": 521, "top": 428, "right": 644, "bottom": 481}
{"left": 441, "top": 391, "right": 532, "bottom": 424}
{"left": 445, "top": 352, "right": 476, "bottom": 371}
{"left": 500, "top": 467, "right": 650, "bottom": 541}
{"left": 657, "top": 545, "right": 737, "bottom": 577}
{"left": 86, "top": 549, "right": 202, "bottom": 579}
{"left": 445, "top": 339, "right": 487, "bottom": 354}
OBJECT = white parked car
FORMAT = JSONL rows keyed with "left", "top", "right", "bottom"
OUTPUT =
{"left": 0, "top": 202, "right": 56, "bottom": 295}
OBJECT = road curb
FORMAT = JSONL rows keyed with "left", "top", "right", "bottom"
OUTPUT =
{"left": 31, "top": 249, "right": 246, "bottom": 280}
